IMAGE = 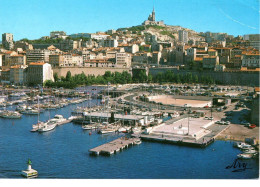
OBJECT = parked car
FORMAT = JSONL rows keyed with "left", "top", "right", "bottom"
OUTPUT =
{"left": 208, "top": 117, "right": 214, "bottom": 120}
{"left": 224, "top": 121, "right": 231, "bottom": 125}
{"left": 204, "top": 117, "right": 209, "bottom": 120}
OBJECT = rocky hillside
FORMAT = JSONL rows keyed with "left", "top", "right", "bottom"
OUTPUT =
{"left": 117, "top": 24, "right": 205, "bottom": 42}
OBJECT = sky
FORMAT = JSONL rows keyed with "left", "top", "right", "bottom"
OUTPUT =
{"left": 0, "top": 0, "right": 259, "bottom": 41}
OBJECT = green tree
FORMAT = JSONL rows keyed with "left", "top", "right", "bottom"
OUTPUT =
{"left": 54, "top": 73, "right": 59, "bottom": 82}
{"left": 66, "top": 71, "right": 72, "bottom": 81}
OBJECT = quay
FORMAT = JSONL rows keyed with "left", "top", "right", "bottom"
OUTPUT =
{"left": 89, "top": 137, "right": 141, "bottom": 156}
{"left": 132, "top": 118, "right": 230, "bottom": 148}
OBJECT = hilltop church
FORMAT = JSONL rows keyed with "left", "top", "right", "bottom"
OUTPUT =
{"left": 142, "top": 7, "right": 165, "bottom": 26}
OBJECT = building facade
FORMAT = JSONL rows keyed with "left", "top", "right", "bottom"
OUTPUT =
{"left": 26, "top": 49, "right": 51, "bottom": 64}
{"left": 2, "top": 33, "right": 14, "bottom": 50}
{"left": 27, "top": 62, "right": 54, "bottom": 85}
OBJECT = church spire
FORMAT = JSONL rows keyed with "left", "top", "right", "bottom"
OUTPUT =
{"left": 152, "top": 6, "right": 155, "bottom": 21}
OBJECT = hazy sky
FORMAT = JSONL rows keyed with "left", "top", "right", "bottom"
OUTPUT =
{"left": 0, "top": 0, "right": 259, "bottom": 40}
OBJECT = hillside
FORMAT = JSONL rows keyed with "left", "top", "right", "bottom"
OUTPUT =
{"left": 117, "top": 24, "right": 204, "bottom": 42}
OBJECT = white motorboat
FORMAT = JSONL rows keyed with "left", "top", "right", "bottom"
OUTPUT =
{"left": 82, "top": 125, "right": 95, "bottom": 130}
{"left": 50, "top": 114, "right": 67, "bottom": 125}
{"left": 0, "top": 111, "right": 22, "bottom": 119}
{"left": 242, "top": 147, "right": 257, "bottom": 154}
{"left": 99, "top": 129, "right": 116, "bottom": 134}
{"left": 31, "top": 121, "right": 45, "bottom": 132}
{"left": 134, "top": 139, "right": 142, "bottom": 145}
{"left": 233, "top": 142, "right": 251, "bottom": 149}
{"left": 16, "top": 104, "right": 27, "bottom": 111}
{"left": 237, "top": 153, "right": 253, "bottom": 159}
{"left": 38, "top": 121, "right": 57, "bottom": 132}
{"left": 21, "top": 108, "right": 39, "bottom": 115}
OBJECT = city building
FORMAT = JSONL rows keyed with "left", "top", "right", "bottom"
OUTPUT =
{"left": 2, "top": 33, "right": 14, "bottom": 50}
{"left": 152, "top": 51, "right": 162, "bottom": 66}
{"left": 242, "top": 54, "right": 260, "bottom": 68}
{"left": 9, "top": 55, "right": 26, "bottom": 66}
{"left": 179, "top": 30, "right": 188, "bottom": 43}
{"left": 10, "top": 65, "right": 27, "bottom": 85}
{"left": 50, "top": 31, "right": 67, "bottom": 39}
{"left": 202, "top": 56, "right": 219, "bottom": 70}
{"left": 84, "top": 59, "right": 116, "bottom": 68}
{"left": 26, "top": 49, "right": 51, "bottom": 64}
{"left": 115, "top": 49, "right": 132, "bottom": 68}
{"left": 103, "top": 38, "right": 118, "bottom": 48}
{"left": 243, "top": 34, "right": 260, "bottom": 50}
{"left": 0, "top": 69, "right": 10, "bottom": 83}
{"left": 27, "top": 62, "right": 54, "bottom": 85}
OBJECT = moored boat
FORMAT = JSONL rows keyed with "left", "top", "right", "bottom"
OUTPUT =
{"left": 237, "top": 153, "right": 254, "bottom": 159}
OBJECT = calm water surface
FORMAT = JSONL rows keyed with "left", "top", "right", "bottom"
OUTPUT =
{"left": 0, "top": 92, "right": 259, "bottom": 179}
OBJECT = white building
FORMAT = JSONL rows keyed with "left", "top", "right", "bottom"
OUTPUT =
{"left": 27, "top": 62, "right": 54, "bottom": 85}
{"left": 50, "top": 31, "right": 67, "bottom": 38}
{"left": 115, "top": 48, "right": 131, "bottom": 68}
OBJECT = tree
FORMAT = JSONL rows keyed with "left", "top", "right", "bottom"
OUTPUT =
{"left": 65, "top": 71, "right": 72, "bottom": 81}
{"left": 147, "top": 74, "right": 153, "bottom": 83}
{"left": 194, "top": 75, "right": 199, "bottom": 83}
{"left": 54, "top": 73, "right": 59, "bottom": 82}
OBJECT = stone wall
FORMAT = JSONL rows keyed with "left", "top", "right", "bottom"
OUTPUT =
{"left": 149, "top": 68, "right": 260, "bottom": 86}
{"left": 53, "top": 67, "right": 131, "bottom": 77}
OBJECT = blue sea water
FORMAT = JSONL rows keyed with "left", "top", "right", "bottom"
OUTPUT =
{"left": 0, "top": 97, "right": 259, "bottom": 179}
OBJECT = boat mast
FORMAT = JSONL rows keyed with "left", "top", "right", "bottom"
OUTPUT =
{"left": 37, "top": 95, "right": 40, "bottom": 123}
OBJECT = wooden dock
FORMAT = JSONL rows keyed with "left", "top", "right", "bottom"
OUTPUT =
{"left": 89, "top": 137, "right": 141, "bottom": 156}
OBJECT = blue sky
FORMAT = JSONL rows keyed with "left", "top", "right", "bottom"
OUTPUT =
{"left": 0, "top": 0, "right": 259, "bottom": 40}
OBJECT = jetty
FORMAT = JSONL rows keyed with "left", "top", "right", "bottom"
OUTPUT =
{"left": 89, "top": 137, "right": 141, "bottom": 156}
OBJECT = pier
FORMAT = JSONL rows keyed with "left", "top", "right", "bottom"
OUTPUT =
{"left": 89, "top": 137, "right": 141, "bottom": 156}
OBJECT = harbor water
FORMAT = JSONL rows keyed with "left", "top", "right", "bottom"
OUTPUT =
{"left": 0, "top": 92, "right": 259, "bottom": 179}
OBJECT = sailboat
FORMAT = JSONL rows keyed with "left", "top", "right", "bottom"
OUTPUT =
{"left": 31, "top": 96, "right": 44, "bottom": 132}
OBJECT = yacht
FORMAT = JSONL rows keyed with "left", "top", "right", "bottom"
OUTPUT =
{"left": 82, "top": 125, "right": 95, "bottom": 130}
{"left": 21, "top": 107, "right": 39, "bottom": 115}
{"left": 16, "top": 104, "right": 27, "bottom": 111}
{"left": 50, "top": 114, "right": 67, "bottom": 125}
{"left": 0, "top": 111, "right": 22, "bottom": 119}
{"left": 31, "top": 121, "right": 45, "bottom": 132}
{"left": 237, "top": 153, "right": 254, "bottom": 159}
{"left": 242, "top": 147, "right": 257, "bottom": 154}
{"left": 134, "top": 139, "right": 142, "bottom": 145}
{"left": 38, "top": 121, "right": 57, "bottom": 132}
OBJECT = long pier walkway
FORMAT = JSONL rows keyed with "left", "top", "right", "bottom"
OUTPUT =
{"left": 89, "top": 137, "right": 141, "bottom": 156}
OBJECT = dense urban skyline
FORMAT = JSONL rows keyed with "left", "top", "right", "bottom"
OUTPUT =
{"left": 0, "top": 0, "right": 259, "bottom": 40}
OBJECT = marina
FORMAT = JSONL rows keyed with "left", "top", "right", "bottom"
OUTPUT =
{"left": 0, "top": 85, "right": 258, "bottom": 179}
